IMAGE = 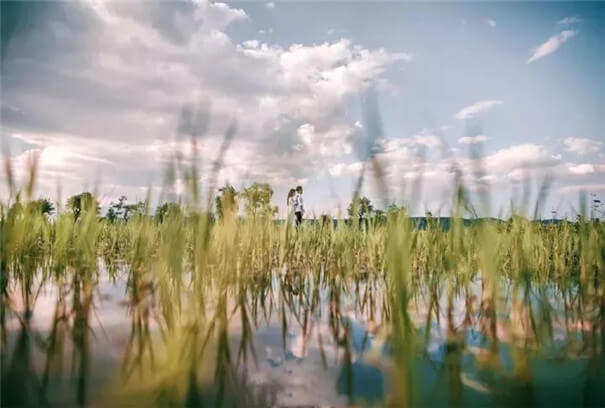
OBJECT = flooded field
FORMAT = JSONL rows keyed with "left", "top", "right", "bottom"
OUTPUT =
{"left": 3, "top": 1, "right": 605, "bottom": 406}
{"left": 2, "top": 211, "right": 604, "bottom": 407}
{"left": 2, "top": 162, "right": 604, "bottom": 407}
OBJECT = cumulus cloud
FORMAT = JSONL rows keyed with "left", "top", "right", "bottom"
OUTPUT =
{"left": 1, "top": 0, "right": 407, "bottom": 202}
{"left": 454, "top": 100, "right": 503, "bottom": 120}
{"left": 326, "top": 135, "right": 602, "bottom": 216}
{"left": 296, "top": 123, "right": 356, "bottom": 157}
{"left": 566, "top": 163, "right": 605, "bottom": 175}
{"left": 564, "top": 137, "right": 603, "bottom": 155}
{"left": 328, "top": 161, "right": 363, "bottom": 177}
{"left": 376, "top": 129, "right": 443, "bottom": 153}
{"left": 527, "top": 30, "right": 577, "bottom": 64}
{"left": 458, "top": 135, "right": 488, "bottom": 144}
{"left": 479, "top": 143, "right": 561, "bottom": 173}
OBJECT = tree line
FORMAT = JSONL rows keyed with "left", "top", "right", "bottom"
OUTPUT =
{"left": 21, "top": 183, "right": 397, "bottom": 223}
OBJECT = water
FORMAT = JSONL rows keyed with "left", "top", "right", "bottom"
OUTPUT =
{"left": 2, "top": 260, "right": 604, "bottom": 407}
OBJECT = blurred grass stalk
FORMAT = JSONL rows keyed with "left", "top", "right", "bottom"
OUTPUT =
{"left": 1, "top": 96, "right": 604, "bottom": 407}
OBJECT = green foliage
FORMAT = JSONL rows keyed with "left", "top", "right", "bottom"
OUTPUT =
{"left": 347, "top": 196, "right": 374, "bottom": 220}
{"left": 154, "top": 202, "right": 182, "bottom": 223}
{"left": 29, "top": 198, "right": 55, "bottom": 217}
{"left": 2, "top": 156, "right": 605, "bottom": 408}
{"left": 106, "top": 196, "right": 146, "bottom": 223}
{"left": 241, "top": 182, "right": 277, "bottom": 218}
{"left": 66, "top": 192, "right": 99, "bottom": 221}
{"left": 215, "top": 184, "right": 238, "bottom": 220}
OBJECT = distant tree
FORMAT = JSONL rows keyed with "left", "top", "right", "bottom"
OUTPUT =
{"left": 29, "top": 198, "right": 55, "bottom": 217}
{"left": 127, "top": 201, "right": 147, "bottom": 218}
{"left": 372, "top": 209, "right": 386, "bottom": 224}
{"left": 154, "top": 202, "right": 182, "bottom": 223}
{"left": 387, "top": 203, "right": 401, "bottom": 214}
{"left": 347, "top": 196, "right": 374, "bottom": 220}
{"left": 105, "top": 196, "right": 146, "bottom": 222}
{"left": 216, "top": 184, "right": 238, "bottom": 220}
{"left": 106, "top": 206, "right": 118, "bottom": 223}
{"left": 116, "top": 195, "right": 128, "bottom": 219}
{"left": 385, "top": 203, "right": 408, "bottom": 218}
{"left": 319, "top": 214, "right": 332, "bottom": 229}
{"left": 242, "top": 183, "right": 277, "bottom": 218}
{"left": 105, "top": 195, "right": 126, "bottom": 223}
{"left": 67, "top": 192, "right": 99, "bottom": 221}
{"left": 590, "top": 193, "right": 603, "bottom": 219}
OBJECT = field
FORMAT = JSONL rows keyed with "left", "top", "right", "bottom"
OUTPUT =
{"left": 1, "top": 161, "right": 604, "bottom": 407}
{"left": 3, "top": 1, "right": 605, "bottom": 407}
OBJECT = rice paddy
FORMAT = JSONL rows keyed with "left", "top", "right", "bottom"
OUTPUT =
{"left": 1, "top": 156, "right": 604, "bottom": 408}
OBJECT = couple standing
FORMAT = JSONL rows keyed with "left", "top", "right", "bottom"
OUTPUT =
{"left": 287, "top": 186, "right": 304, "bottom": 227}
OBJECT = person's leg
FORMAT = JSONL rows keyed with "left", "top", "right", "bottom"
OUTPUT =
{"left": 295, "top": 211, "right": 302, "bottom": 227}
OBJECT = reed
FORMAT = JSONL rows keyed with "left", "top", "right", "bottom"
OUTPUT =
{"left": 1, "top": 140, "right": 604, "bottom": 407}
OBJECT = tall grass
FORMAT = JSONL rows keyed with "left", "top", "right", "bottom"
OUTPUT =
{"left": 1, "top": 144, "right": 604, "bottom": 407}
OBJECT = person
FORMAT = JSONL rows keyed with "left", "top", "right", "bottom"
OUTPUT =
{"left": 294, "top": 185, "right": 304, "bottom": 227}
{"left": 286, "top": 188, "right": 296, "bottom": 226}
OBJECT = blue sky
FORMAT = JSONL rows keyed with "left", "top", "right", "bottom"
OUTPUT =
{"left": 2, "top": 1, "right": 604, "bottom": 217}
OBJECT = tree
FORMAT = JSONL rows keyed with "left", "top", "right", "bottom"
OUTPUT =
{"left": 385, "top": 203, "right": 408, "bottom": 218}
{"left": 29, "top": 198, "right": 54, "bottom": 217}
{"left": 216, "top": 184, "right": 238, "bottom": 220}
{"left": 106, "top": 206, "right": 118, "bottom": 223}
{"left": 67, "top": 192, "right": 99, "bottom": 221}
{"left": 387, "top": 203, "right": 401, "bottom": 214}
{"left": 106, "top": 196, "right": 146, "bottom": 222}
{"left": 154, "top": 202, "right": 182, "bottom": 223}
{"left": 347, "top": 196, "right": 374, "bottom": 220}
{"left": 127, "top": 201, "right": 147, "bottom": 219}
{"left": 373, "top": 209, "right": 386, "bottom": 224}
{"left": 242, "top": 183, "right": 277, "bottom": 218}
{"left": 319, "top": 214, "right": 332, "bottom": 229}
{"left": 116, "top": 195, "right": 128, "bottom": 219}
{"left": 105, "top": 195, "right": 126, "bottom": 223}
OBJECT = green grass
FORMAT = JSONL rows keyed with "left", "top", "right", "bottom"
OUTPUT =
{"left": 1, "top": 156, "right": 604, "bottom": 408}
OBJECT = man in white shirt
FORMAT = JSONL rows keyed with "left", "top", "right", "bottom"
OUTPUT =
{"left": 294, "top": 185, "right": 304, "bottom": 227}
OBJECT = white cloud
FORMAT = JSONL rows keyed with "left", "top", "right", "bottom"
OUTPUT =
{"left": 458, "top": 135, "right": 489, "bottom": 144}
{"left": 377, "top": 128, "right": 442, "bottom": 152}
{"left": 527, "top": 30, "right": 577, "bottom": 64}
{"left": 487, "top": 19, "right": 496, "bottom": 28}
{"left": 454, "top": 100, "right": 503, "bottom": 120}
{"left": 413, "top": 133, "right": 441, "bottom": 148}
{"left": 265, "top": 2, "right": 275, "bottom": 9}
{"left": 242, "top": 40, "right": 259, "bottom": 49}
{"left": 480, "top": 144, "right": 561, "bottom": 173}
{"left": 4, "top": 1, "right": 597, "bottom": 215}
{"left": 564, "top": 137, "right": 603, "bottom": 155}
{"left": 2, "top": 0, "right": 408, "bottom": 204}
{"left": 328, "top": 161, "right": 363, "bottom": 177}
{"left": 297, "top": 123, "right": 357, "bottom": 157}
{"left": 557, "top": 16, "right": 582, "bottom": 26}
{"left": 566, "top": 163, "right": 605, "bottom": 175}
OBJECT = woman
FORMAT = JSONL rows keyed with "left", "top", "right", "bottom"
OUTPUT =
{"left": 286, "top": 188, "right": 296, "bottom": 225}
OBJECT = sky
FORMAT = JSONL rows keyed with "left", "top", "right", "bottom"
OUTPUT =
{"left": 2, "top": 1, "right": 604, "bottom": 218}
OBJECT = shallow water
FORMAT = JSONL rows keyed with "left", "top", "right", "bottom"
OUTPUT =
{"left": 2, "top": 260, "right": 604, "bottom": 407}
